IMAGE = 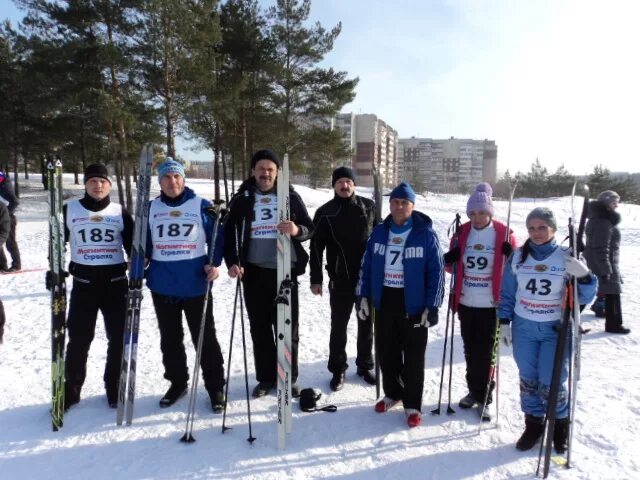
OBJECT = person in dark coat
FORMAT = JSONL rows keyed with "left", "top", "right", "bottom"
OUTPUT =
{"left": 223, "top": 149, "right": 314, "bottom": 399}
{"left": 0, "top": 203, "right": 10, "bottom": 343}
{"left": 583, "top": 190, "right": 630, "bottom": 334}
{"left": 310, "top": 166, "right": 377, "bottom": 391}
{"left": 0, "top": 171, "right": 21, "bottom": 272}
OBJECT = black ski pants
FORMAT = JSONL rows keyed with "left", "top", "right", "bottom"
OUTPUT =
{"left": 458, "top": 304, "right": 498, "bottom": 403}
{"left": 376, "top": 287, "right": 428, "bottom": 411}
{"left": 242, "top": 263, "right": 299, "bottom": 384}
{"left": 151, "top": 292, "right": 225, "bottom": 393}
{"left": 0, "top": 298, "right": 5, "bottom": 343}
{"left": 0, "top": 214, "right": 21, "bottom": 270}
{"left": 605, "top": 293, "right": 624, "bottom": 330}
{"left": 65, "top": 277, "right": 127, "bottom": 396}
{"left": 327, "top": 284, "right": 373, "bottom": 374}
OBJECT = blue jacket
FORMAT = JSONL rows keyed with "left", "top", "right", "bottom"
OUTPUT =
{"left": 145, "top": 187, "right": 224, "bottom": 297}
{"left": 357, "top": 211, "right": 445, "bottom": 315}
{"left": 498, "top": 239, "right": 598, "bottom": 322}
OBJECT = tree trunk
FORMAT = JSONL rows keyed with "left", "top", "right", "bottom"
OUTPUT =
{"left": 12, "top": 138, "right": 19, "bottom": 197}
{"left": 114, "top": 160, "right": 125, "bottom": 206}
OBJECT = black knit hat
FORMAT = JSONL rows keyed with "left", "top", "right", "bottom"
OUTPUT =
{"left": 331, "top": 166, "right": 356, "bottom": 186}
{"left": 251, "top": 149, "right": 280, "bottom": 168}
{"left": 84, "top": 163, "right": 111, "bottom": 184}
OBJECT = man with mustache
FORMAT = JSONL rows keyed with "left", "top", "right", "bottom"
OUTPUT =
{"left": 224, "top": 149, "right": 314, "bottom": 398}
{"left": 310, "top": 167, "right": 377, "bottom": 391}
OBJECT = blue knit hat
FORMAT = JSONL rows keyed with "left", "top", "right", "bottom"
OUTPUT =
{"left": 467, "top": 182, "right": 494, "bottom": 217}
{"left": 390, "top": 182, "right": 416, "bottom": 204}
{"left": 157, "top": 157, "right": 185, "bottom": 183}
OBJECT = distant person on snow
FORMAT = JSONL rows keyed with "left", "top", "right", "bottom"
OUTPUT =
{"left": 47, "top": 164, "right": 134, "bottom": 409}
{"left": 498, "top": 207, "right": 597, "bottom": 453}
{"left": 583, "top": 190, "right": 630, "bottom": 334}
{"left": 357, "top": 182, "right": 445, "bottom": 428}
{"left": 443, "top": 182, "right": 517, "bottom": 417}
{"left": 0, "top": 202, "right": 10, "bottom": 343}
{"left": 310, "top": 166, "right": 377, "bottom": 392}
{"left": 223, "top": 149, "right": 314, "bottom": 399}
{"left": 145, "top": 158, "right": 226, "bottom": 412}
{"left": 0, "top": 171, "right": 21, "bottom": 273}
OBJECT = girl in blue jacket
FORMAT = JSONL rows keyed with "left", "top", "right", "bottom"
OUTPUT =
{"left": 498, "top": 207, "right": 597, "bottom": 453}
{"left": 357, "top": 182, "right": 445, "bottom": 428}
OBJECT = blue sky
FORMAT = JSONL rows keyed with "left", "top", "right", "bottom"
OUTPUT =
{"left": 3, "top": 0, "right": 639, "bottom": 174}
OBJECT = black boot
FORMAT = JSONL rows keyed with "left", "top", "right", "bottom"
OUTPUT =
{"left": 252, "top": 381, "right": 275, "bottom": 398}
{"left": 356, "top": 368, "right": 376, "bottom": 386}
{"left": 553, "top": 417, "right": 569, "bottom": 454}
{"left": 210, "top": 390, "right": 225, "bottom": 413}
{"left": 516, "top": 415, "right": 544, "bottom": 451}
{"left": 64, "top": 384, "right": 81, "bottom": 411}
{"left": 159, "top": 382, "right": 188, "bottom": 408}
{"left": 330, "top": 372, "right": 345, "bottom": 391}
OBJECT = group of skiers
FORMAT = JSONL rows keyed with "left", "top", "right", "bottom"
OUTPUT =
{"left": 16, "top": 148, "right": 626, "bottom": 452}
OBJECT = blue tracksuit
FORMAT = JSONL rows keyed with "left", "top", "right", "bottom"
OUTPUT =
{"left": 357, "top": 211, "right": 445, "bottom": 314}
{"left": 499, "top": 239, "right": 597, "bottom": 418}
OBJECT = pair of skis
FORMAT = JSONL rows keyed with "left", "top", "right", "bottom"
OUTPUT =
{"left": 536, "top": 182, "right": 589, "bottom": 478}
{"left": 275, "top": 154, "right": 293, "bottom": 449}
{"left": 48, "top": 158, "right": 67, "bottom": 431}
{"left": 117, "top": 144, "right": 153, "bottom": 426}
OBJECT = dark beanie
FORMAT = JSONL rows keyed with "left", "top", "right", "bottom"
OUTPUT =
{"left": 331, "top": 166, "right": 356, "bottom": 186}
{"left": 251, "top": 149, "right": 280, "bottom": 168}
{"left": 526, "top": 207, "right": 557, "bottom": 231}
{"left": 84, "top": 163, "right": 111, "bottom": 184}
{"left": 390, "top": 182, "right": 416, "bottom": 204}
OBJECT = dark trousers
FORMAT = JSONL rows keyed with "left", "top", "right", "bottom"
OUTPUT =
{"left": 0, "top": 298, "right": 5, "bottom": 343}
{"left": 327, "top": 284, "right": 373, "bottom": 373}
{"left": 243, "top": 264, "right": 299, "bottom": 384}
{"left": 458, "top": 304, "right": 498, "bottom": 403}
{"left": 376, "top": 288, "right": 429, "bottom": 411}
{"left": 0, "top": 214, "right": 21, "bottom": 270}
{"left": 65, "top": 277, "right": 127, "bottom": 396}
{"left": 605, "top": 293, "right": 624, "bottom": 329}
{"left": 151, "top": 292, "right": 225, "bottom": 393}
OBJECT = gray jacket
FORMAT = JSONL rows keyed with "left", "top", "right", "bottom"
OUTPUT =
{"left": 583, "top": 200, "right": 622, "bottom": 295}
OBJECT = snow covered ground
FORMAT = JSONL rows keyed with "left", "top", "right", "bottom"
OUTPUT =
{"left": 1, "top": 174, "right": 639, "bottom": 479}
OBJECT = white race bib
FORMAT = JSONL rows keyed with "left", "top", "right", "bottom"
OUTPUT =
{"left": 251, "top": 193, "right": 278, "bottom": 239}
{"left": 383, "top": 229, "right": 411, "bottom": 288}
{"left": 67, "top": 200, "right": 126, "bottom": 266}
{"left": 149, "top": 197, "right": 206, "bottom": 262}
{"left": 513, "top": 247, "right": 567, "bottom": 322}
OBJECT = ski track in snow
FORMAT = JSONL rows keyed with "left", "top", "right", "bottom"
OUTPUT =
{"left": 1, "top": 175, "right": 639, "bottom": 479}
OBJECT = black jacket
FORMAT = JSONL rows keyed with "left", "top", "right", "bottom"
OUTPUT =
{"left": 0, "top": 203, "right": 9, "bottom": 246}
{"left": 0, "top": 177, "right": 19, "bottom": 214}
{"left": 223, "top": 177, "right": 314, "bottom": 276}
{"left": 583, "top": 200, "right": 622, "bottom": 294}
{"left": 309, "top": 193, "right": 376, "bottom": 290}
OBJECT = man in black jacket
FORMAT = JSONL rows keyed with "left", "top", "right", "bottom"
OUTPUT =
{"left": 0, "top": 171, "right": 21, "bottom": 272}
{"left": 224, "top": 149, "right": 314, "bottom": 398}
{"left": 310, "top": 167, "right": 377, "bottom": 391}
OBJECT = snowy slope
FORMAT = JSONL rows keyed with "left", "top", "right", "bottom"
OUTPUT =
{"left": 1, "top": 175, "right": 639, "bottom": 480}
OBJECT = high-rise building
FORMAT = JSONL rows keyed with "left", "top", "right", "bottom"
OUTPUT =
{"left": 398, "top": 137, "right": 497, "bottom": 193}
{"left": 335, "top": 113, "right": 398, "bottom": 187}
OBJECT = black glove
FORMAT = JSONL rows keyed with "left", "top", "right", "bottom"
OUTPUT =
{"left": 45, "top": 270, "right": 68, "bottom": 291}
{"left": 443, "top": 247, "right": 460, "bottom": 264}
{"left": 499, "top": 318, "right": 511, "bottom": 325}
{"left": 501, "top": 242, "right": 513, "bottom": 257}
{"left": 426, "top": 308, "right": 439, "bottom": 327}
{"left": 600, "top": 274, "right": 610, "bottom": 283}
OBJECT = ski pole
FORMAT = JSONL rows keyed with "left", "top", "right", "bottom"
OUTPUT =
{"left": 372, "top": 306, "right": 381, "bottom": 400}
{"left": 238, "top": 272, "right": 256, "bottom": 443}
{"left": 181, "top": 204, "right": 223, "bottom": 443}
{"left": 221, "top": 281, "right": 240, "bottom": 434}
